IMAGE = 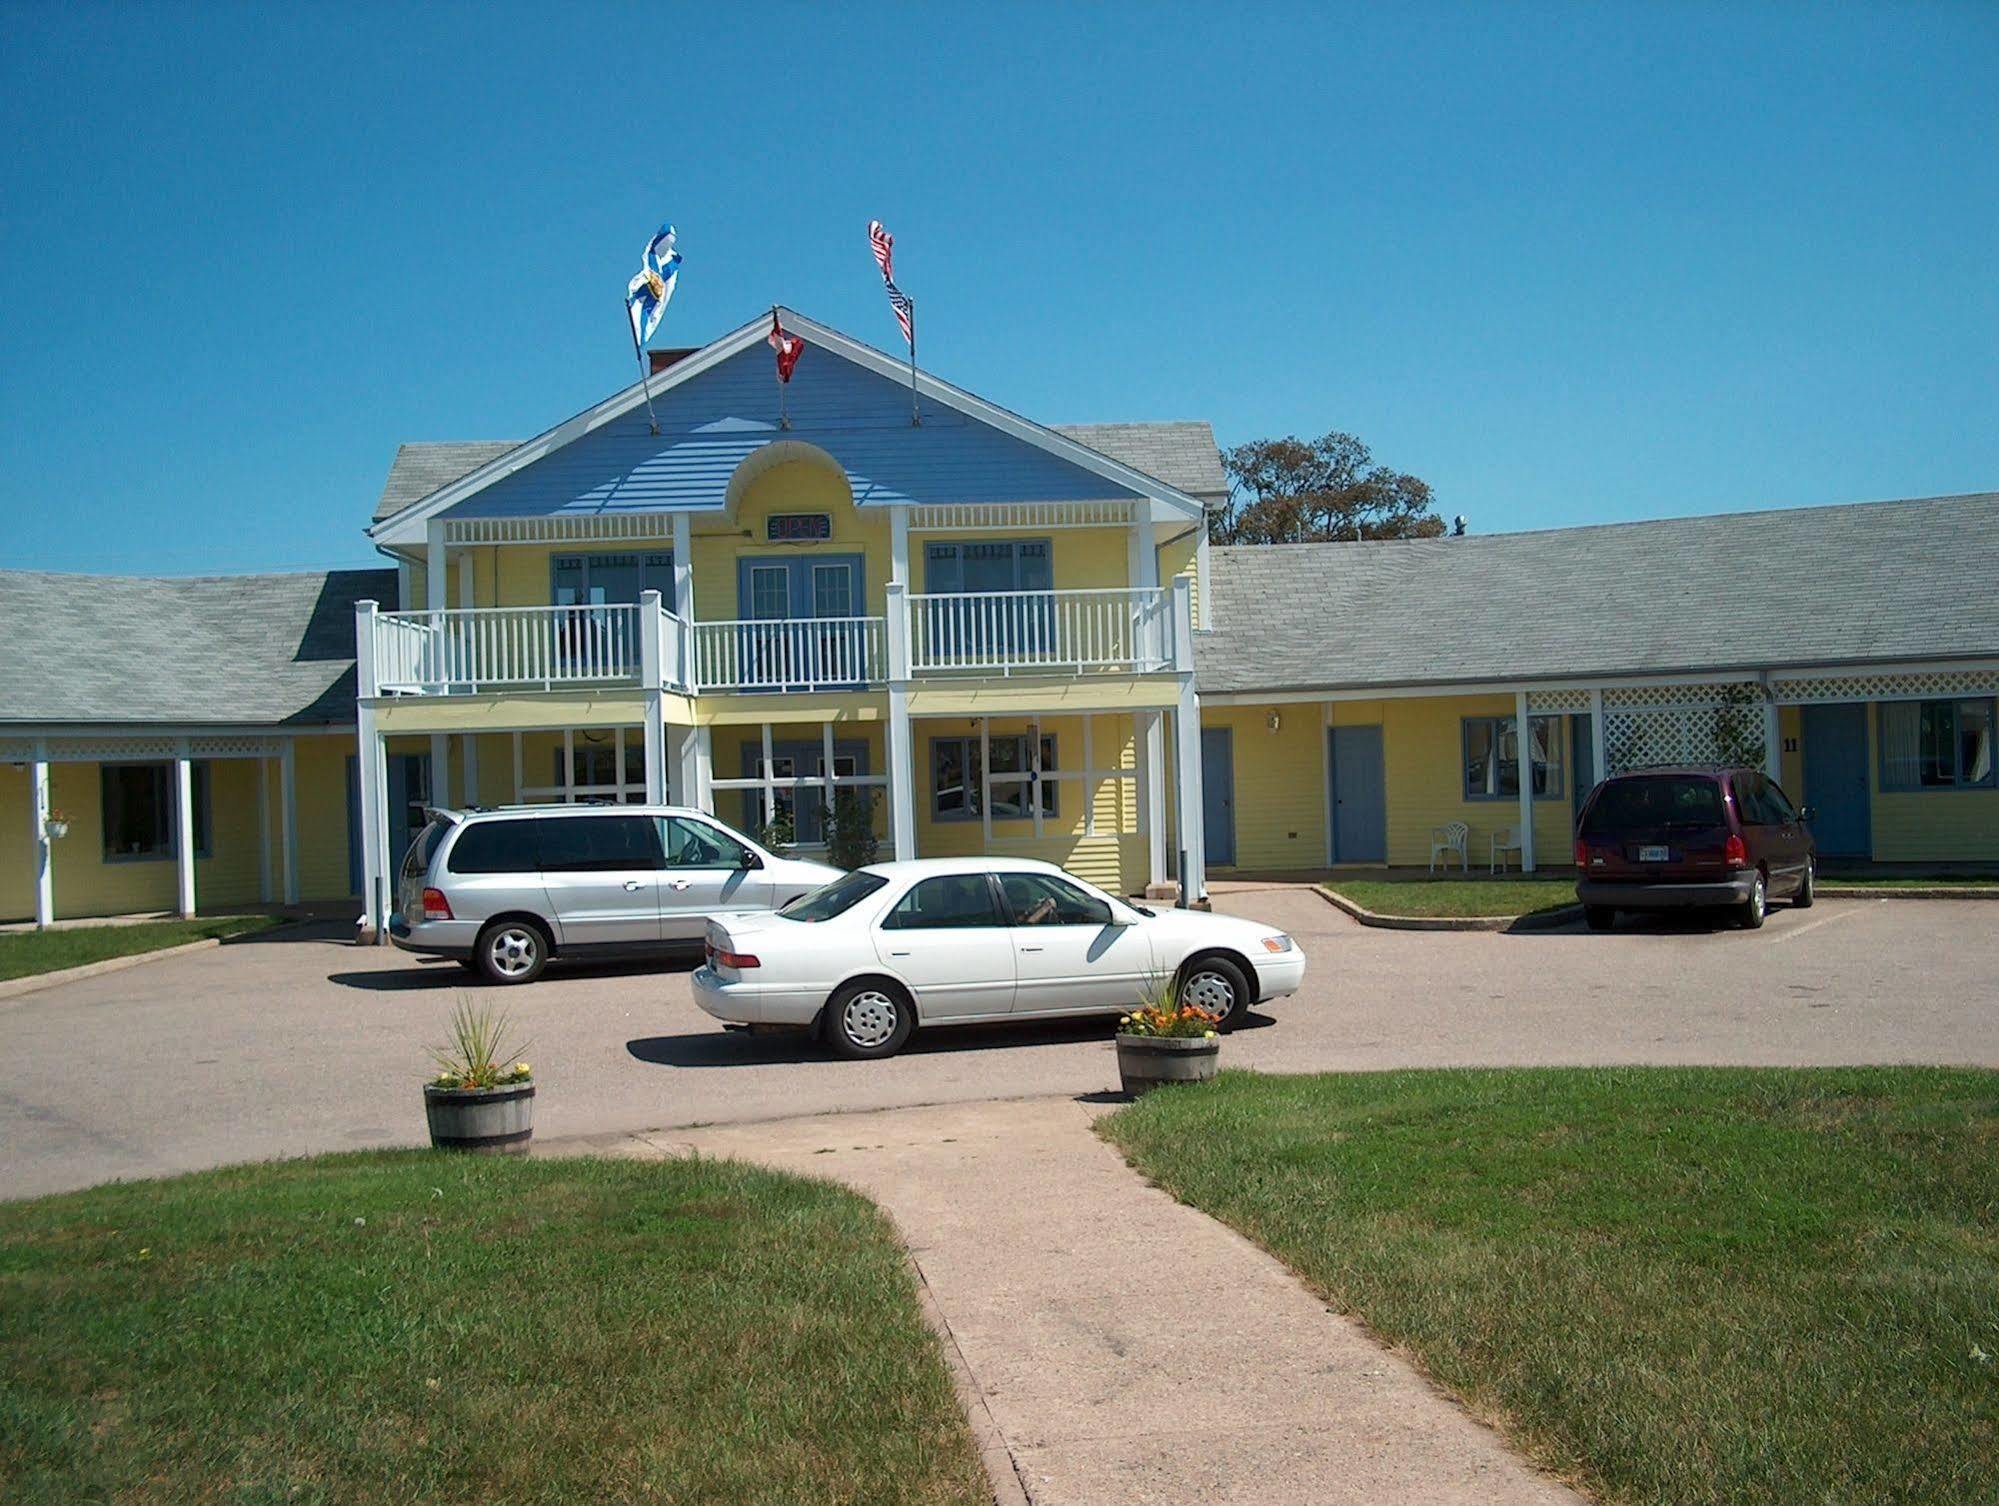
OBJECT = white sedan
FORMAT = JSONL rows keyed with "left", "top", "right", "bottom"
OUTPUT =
{"left": 690, "top": 856, "right": 1306, "bottom": 1059}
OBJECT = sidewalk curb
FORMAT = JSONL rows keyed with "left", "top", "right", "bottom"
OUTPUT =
{"left": 1317, "top": 886, "right": 1583, "bottom": 932}
{"left": 1818, "top": 887, "right": 1999, "bottom": 901}
{"left": 0, "top": 921, "right": 303, "bottom": 1004}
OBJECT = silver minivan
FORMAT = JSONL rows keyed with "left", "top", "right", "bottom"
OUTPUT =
{"left": 390, "top": 805, "right": 842, "bottom": 984}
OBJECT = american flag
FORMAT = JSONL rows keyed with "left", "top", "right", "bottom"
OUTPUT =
{"left": 868, "top": 219, "right": 914, "bottom": 346}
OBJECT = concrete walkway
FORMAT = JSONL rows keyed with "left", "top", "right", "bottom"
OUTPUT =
{"left": 562, "top": 1097, "right": 1584, "bottom": 1506}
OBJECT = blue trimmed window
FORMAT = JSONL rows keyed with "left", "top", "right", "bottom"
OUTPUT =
{"left": 1462, "top": 716, "right": 1561, "bottom": 801}
{"left": 1879, "top": 699, "right": 1996, "bottom": 791}
{"left": 101, "top": 762, "right": 212, "bottom": 861}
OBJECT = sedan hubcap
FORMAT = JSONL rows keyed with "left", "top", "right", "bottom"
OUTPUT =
{"left": 1183, "top": 968, "right": 1235, "bottom": 1019}
{"left": 842, "top": 990, "right": 899, "bottom": 1049}
{"left": 490, "top": 929, "right": 538, "bottom": 977}
{"left": 1749, "top": 879, "right": 1766, "bottom": 919}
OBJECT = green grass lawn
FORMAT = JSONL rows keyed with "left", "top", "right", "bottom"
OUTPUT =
{"left": 0, "top": 914, "right": 281, "bottom": 981}
{"left": 1102, "top": 1067, "right": 1999, "bottom": 1506}
{"left": 1324, "top": 877, "right": 1578, "bottom": 918}
{"left": 0, "top": 1153, "right": 987, "bottom": 1506}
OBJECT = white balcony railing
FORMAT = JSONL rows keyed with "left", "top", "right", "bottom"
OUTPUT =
{"left": 907, "top": 587, "right": 1174, "bottom": 675}
{"left": 689, "top": 616, "right": 884, "bottom": 692}
{"left": 372, "top": 604, "right": 644, "bottom": 693}
{"left": 362, "top": 583, "right": 1185, "bottom": 697}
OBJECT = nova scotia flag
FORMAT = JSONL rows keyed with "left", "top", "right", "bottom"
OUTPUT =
{"left": 626, "top": 224, "right": 681, "bottom": 346}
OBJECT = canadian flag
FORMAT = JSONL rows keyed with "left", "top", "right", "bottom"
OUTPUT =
{"left": 767, "top": 312, "right": 805, "bottom": 383}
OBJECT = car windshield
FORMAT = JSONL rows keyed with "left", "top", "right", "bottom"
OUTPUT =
{"left": 778, "top": 870, "right": 889, "bottom": 922}
{"left": 1582, "top": 776, "right": 1726, "bottom": 833}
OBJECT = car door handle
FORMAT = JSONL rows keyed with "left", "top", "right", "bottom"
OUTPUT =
{"left": 1019, "top": 945, "right": 1045, "bottom": 953}
{"left": 624, "top": 880, "right": 644, "bottom": 892}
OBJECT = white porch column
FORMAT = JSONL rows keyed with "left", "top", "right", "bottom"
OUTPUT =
{"left": 692, "top": 725, "right": 714, "bottom": 813}
{"left": 639, "top": 590, "right": 667, "bottom": 803}
{"left": 1173, "top": 681, "right": 1206, "bottom": 906}
{"left": 1515, "top": 689, "right": 1537, "bottom": 873}
{"left": 173, "top": 749, "right": 196, "bottom": 919}
{"left": 258, "top": 756, "right": 274, "bottom": 904}
{"left": 884, "top": 578, "right": 916, "bottom": 860}
{"left": 1136, "top": 710, "right": 1167, "bottom": 888}
{"left": 889, "top": 504, "right": 911, "bottom": 586}
{"left": 887, "top": 692, "right": 915, "bottom": 860}
{"left": 426, "top": 522, "right": 448, "bottom": 611}
{"left": 355, "top": 599, "right": 387, "bottom": 940}
{"left": 29, "top": 754, "right": 53, "bottom": 929}
{"left": 280, "top": 737, "right": 299, "bottom": 905}
{"left": 1589, "top": 688, "right": 1608, "bottom": 786}
{"left": 671, "top": 513, "right": 694, "bottom": 621}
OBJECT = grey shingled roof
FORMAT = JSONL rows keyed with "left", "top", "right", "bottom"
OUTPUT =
{"left": 0, "top": 569, "right": 397, "bottom": 726}
{"left": 373, "top": 441, "right": 518, "bottom": 521}
{"left": 371, "top": 423, "right": 1225, "bottom": 525}
{"left": 1196, "top": 493, "right": 1999, "bottom": 694}
{"left": 1052, "top": 423, "right": 1228, "bottom": 501}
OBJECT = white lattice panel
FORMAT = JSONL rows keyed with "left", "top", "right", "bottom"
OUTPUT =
{"left": 1770, "top": 669, "right": 1999, "bottom": 704}
{"left": 1525, "top": 688, "right": 1590, "bottom": 713}
{"left": 1604, "top": 704, "right": 1769, "bottom": 775}
{"left": 188, "top": 736, "right": 282, "bottom": 758}
{"left": 45, "top": 738, "right": 181, "bottom": 762}
{"left": 1602, "top": 681, "right": 1761, "bottom": 709}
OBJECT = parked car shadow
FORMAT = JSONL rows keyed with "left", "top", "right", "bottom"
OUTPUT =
{"left": 328, "top": 953, "right": 701, "bottom": 992}
{"left": 1508, "top": 907, "right": 1761, "bottom": 938}
{"left": 626, "top": 1009, "right": 1274, "bottom": 1067}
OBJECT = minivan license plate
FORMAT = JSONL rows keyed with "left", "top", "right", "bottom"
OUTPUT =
{"left": 1638, "top": 844, "right": 1671, "bottom": 863}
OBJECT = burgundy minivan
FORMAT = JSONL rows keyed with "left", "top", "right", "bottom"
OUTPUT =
{"left": 1573, "top": 767, "right": 1817, "bottom": 931}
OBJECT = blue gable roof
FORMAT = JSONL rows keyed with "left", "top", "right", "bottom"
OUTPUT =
{"left": 443, "top": 339, "right": 1144, "bottom": 520}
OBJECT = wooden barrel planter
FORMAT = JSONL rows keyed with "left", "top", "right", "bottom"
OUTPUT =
{"left": 423, "top": 1082, "right": 535, "bottom": 1154}
{"left": 1115, "top": 1034, "right": 1220, "bottom": 1097}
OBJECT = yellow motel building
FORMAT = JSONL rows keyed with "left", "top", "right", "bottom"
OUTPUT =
{"left": 2, "top": 307, "right": 1995, "bottom": 928}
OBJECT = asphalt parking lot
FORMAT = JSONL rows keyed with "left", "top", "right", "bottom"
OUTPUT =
{"left": 3, "top": 890, "right": 1995, "bottom": 1200}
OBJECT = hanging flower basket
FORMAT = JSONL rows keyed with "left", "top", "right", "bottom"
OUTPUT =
{"left": 43, "top": 814, "right": 69, "bottom": 841}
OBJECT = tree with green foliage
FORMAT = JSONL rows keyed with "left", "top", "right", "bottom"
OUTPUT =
{"left": 1213, "top": 431, "right": 1443, "bottom": 544}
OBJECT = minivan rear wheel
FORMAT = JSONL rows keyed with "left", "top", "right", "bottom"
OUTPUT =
{"left": 1793, "top": 858, "right": 1816, "bottom": 908}
{"left": 476, "top": 919, "right": 550, "bottom": 984}
{"left": 1737, "top": 872, "right": 1768, "bottom": 930}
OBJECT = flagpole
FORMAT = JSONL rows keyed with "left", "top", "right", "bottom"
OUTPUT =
{"left": 908, "top": 297, "right": 920, "bottom": 427}
{"left": 626, "top": 301, "right": 660, "bottom": 435}
{"left": 772, "top": 306, "right": 790, "bottom": 430}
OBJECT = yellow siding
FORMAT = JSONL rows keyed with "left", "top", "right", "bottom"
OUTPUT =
{"left": 1378, "top": 695, "right": 1574, "bottom": 867}
{"left": 1864, "top": 703, "right": 1999, "bottom": 861}
{"left": 1158, "top": 529, "right": 1201, "bottom": 625}
{"left": 0, "top": 764, "right": 35, "bottom": 920}
{"left": 1198, "top": 704, "right": 1327, "bottom": 871}
{"left": 913, "top": 713, "right": 1146, "bottom": 892}
{"left": 1778, "top": 705, "right": 1804, "bottom": 797}
{"left": 292, "top": 732, "right": 357, "bottom": 902}
{"left": 0, "top": 754, "right": 324, "bottom": 922}
{"left": 694, "top": 461, "right": 891, "bottom": 616}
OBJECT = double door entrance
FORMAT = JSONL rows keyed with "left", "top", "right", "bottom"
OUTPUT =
{"left": 737, "top": 555, "right": 868, "bottom": 687}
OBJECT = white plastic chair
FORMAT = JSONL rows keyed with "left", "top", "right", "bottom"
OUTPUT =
{"left": 1429, "top": 820, "right": 1469, "bottom": 873}
{"left": 1489, "top": 826, "right": 1523, "bottom": 873}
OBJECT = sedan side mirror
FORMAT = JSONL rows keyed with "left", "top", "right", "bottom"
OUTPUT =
{"left": 738, "top": 850, "right": 763, "bottom": 871}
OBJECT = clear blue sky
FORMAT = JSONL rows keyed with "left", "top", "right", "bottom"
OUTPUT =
{"left": 3, "top": 3, "right": 1993, "bottom": 575}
